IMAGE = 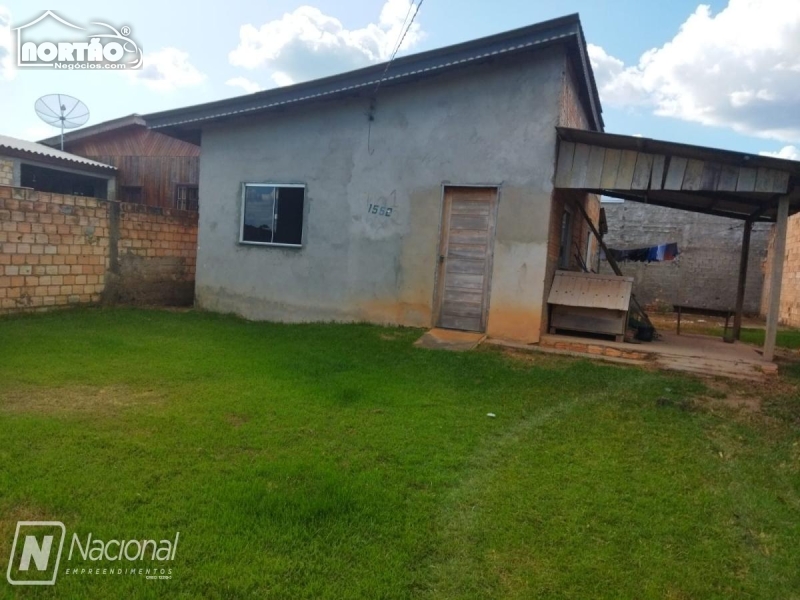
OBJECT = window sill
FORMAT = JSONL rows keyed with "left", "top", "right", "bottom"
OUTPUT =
{"left": 239, "top": 240, "right": 303, "bottom": 249}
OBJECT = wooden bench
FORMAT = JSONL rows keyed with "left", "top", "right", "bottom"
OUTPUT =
{"left": 673, "top": 305, "right": 733, "bottom": 337}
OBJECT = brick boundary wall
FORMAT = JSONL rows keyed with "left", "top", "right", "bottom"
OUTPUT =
{"left": 0, "top": 186, "right": 197, "bottom": 314}
{"left": 761, "top": 214, "right": 800, "bottom": 327}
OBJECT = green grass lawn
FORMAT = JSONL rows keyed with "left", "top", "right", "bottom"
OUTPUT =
{"left": 1, "top": 308, "right": 799, "bottom": 599}
{"left": 727, "top": 327, "right": 800, "bottom": 350}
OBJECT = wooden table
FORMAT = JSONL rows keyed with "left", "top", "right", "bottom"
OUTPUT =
{"left": 673, "top": 305, "right": 734, "bottom": 337}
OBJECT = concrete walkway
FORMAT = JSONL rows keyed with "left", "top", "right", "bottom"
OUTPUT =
{"left": 415, "top": 328, "right": 486, "bottom": 352}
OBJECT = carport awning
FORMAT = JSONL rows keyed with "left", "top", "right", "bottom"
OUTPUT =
{"left": 555, "top": 127, "right": 800, "bottom": 222}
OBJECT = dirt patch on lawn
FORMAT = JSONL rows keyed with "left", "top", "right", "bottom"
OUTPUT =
{"left": 0, "top": 385, "right": 166, "bottom": 415}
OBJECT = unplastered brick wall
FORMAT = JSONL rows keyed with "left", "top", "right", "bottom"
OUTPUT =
{"left": 0, "top": 186, "right": 198, "bottom": 314}
{"left": 761, "top": 214, "right": 800, "bottom": 326}
{"left": 106, "top": 204, "right": 198, "bottom": 305}
{"left": 0, "top": 187, "right": 107, "bottom": 311}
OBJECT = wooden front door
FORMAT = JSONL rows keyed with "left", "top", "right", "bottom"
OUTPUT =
{"left": 435, "top": 186, "right": 498, "bottom": 332}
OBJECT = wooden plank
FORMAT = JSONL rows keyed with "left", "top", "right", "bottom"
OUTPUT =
{"left": 681, "top": 159, "right": 706, "bottom": 191}
{"left": 772, "top": 170, "right": 790, "bottom": 194}
{"left": 441, "top": 300, "right": 482, "bottom": 318}
{"left": 554, "top": 141, "right": 575, "bottom": 187}
{"left": 568, "top": 143, "right": 591, "bottom": 188}
{"left": 650, "top": 155, "right": 666, "bottom": 190}
{"left": 613, "top": 150, "right": 638, "bottom": 190}
{"left": 439, "top": 315, "right": 482, "bottom": 331}
{"left": 600, "top": 149, "right": 622, "bottom": 189}
{"left": 446, "top": 273, "right": 484, "bottom": 290}
{"left": 717, "top": 164, "right": 739, "bottom": 192}
{"left": 450, "top": 202, "right": 490, "bottom": 216}
{"left": 551, "top": 305, "right": 626, "bottom": 336}
{"left": 755, "top": 167, "right": 774, "bottom": 193}
{"left": 444, "top": 289, "right": 484, "bottom": 305}
{"left": 447, "top": 258, "right": 484, "bottom": 275}
{"left": 449, "top": 230, "right": 488, "bottom": 245}
{"left": 631, "top": 153, "right": 654, "bottom": 190}
{"left": 663, "top": 157, "right": 688, "bottom": 190}
{"left": 450, "top": 215, "right": 489, "bottom": 231}
{"left": 736, "top": 167, "right": 757, "bottom": 192}
{"left": 584, "top": 146, "right": 606, "bottom": 189}
{"left": 701, "top": 162, "right": 722, "bottom": 191}
{"left": 447, "top": 243, "right": 488, "bottom": 260}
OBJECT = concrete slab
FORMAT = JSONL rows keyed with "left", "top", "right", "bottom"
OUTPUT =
{"left": 415, "top": 328, "right": 486, "bottom": 352}
{"left": 539, "top": 332, "right": 776, "bottom": 380}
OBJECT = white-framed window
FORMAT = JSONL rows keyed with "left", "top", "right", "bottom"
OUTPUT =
{"left": 240, "top": 183, "right": 305, "bottom": 247}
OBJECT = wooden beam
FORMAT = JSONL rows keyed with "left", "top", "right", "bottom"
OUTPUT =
{"left": 567, "top": 196, "right": 655, "bottom": 332}
{"left": 763, "top": 193, "right": 791, "bottom": 361}
{"left": 732, "top": 219, "right": 752, "bottom": 340}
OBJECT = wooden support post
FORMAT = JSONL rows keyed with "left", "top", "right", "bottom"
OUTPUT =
{"left": 732, "top": 219, "right": 752, "bottom": 341}
{"left": 764, "top": 194, "right": 791, "bottom": 362}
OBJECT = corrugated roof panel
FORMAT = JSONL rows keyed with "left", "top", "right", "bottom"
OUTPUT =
{"left": 0, "top": 134, "right": 115, "bottom": 171}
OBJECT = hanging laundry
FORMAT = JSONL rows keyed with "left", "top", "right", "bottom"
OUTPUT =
{"left": 604, "top": 242, "right": 679, "bottom": 263}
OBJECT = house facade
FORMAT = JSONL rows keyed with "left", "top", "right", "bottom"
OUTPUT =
{"left": 145, "top": 15, "right": 602, "bottom": 343}
{"left": 40, "top": 115, "right": 200, "bottom": 210}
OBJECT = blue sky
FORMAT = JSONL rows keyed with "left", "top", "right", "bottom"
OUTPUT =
{"left": 1, "top": 0, "right": 798, "bottom": 160}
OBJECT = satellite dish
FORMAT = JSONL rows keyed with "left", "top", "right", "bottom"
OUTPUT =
{"left": 34, "top": 94, "right": 90, "bottom": 151}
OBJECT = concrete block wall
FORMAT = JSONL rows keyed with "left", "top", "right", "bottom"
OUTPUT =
{"left": 0, "top": 185, "right": 197, "bottom": 313}
{"left": 761, "top": 213, "right": 800, "bottom": 326}
{"left": 599, "top": 201, "right": 771, "bottom": 313}
{"left": 0, "top": 159, "right": 13, "bottom": 186}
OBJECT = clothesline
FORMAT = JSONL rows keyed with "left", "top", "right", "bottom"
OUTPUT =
{"left": 602, "top": 242, "right": 680, "bottom": 263}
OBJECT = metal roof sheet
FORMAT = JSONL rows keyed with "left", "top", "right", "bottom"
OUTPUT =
{"left": 547, "top": 270, "right": 633, "bottom": 311}
{"left": 38, "top": 114, "right": 146, "bottom": 147}
{"left": 0, "top": 134, "right": 116, "bottom": 171}
{"left": 144, "top": 14, "right": 602, "bottom": 142}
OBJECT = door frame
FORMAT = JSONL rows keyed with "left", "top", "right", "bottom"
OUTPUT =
{"left": 432, "top": 183, "right": 502, "bottom": 332}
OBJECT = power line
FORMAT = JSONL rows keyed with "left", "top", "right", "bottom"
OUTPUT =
{"left": 373, "top": 0, "right": 425, "bottom": 97}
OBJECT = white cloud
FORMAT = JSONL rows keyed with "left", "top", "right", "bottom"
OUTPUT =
{"left": 229, "top": 0, "right": 424, "bottom": 87}
{"left": 225, "top": 76, "right": 262, "bottom": 94}
{"left": 128, "top": 48, "right": 206, "bottom": 92}
{"left": 760, "top": 145, "right": 800, "bottom": 160}
{"left": 588, "top": 0, "right": 800, "bottom": 143}
{"left": 21, "top": 123, "right": 57, "bottom": 142}
{"left": 0, "top": 5, "right": 16, "bottom": 81}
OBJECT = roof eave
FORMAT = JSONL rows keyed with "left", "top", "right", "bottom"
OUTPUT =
{"left": 145, "top": 13, "right": 603, "bottom": 137}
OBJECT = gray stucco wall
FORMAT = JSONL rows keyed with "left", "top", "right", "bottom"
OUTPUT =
{"left": 600, "top": 201, "right": 770, "bottom": 313}
{"left": 196, "top": 48, "right": 567, "bottom": 341}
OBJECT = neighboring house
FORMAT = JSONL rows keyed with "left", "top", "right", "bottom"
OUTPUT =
{"left": 0, "top": 134, "right": 116, "bottom": 197}
{"left": 145, "top": 15, "right": 603, "bottom": 343}
{"left": 40, "top": 114, "right": 200, "bottom": 210}
{"left": 599, "top": 200, "right": 771, "bottom": 313}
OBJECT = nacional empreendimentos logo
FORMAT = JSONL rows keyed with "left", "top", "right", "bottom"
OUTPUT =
{"left": 6, "top": 521, "right": 179, "bottom": 586}
{"left": 14, "top": 10, "right": 142, "bottom": 71}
